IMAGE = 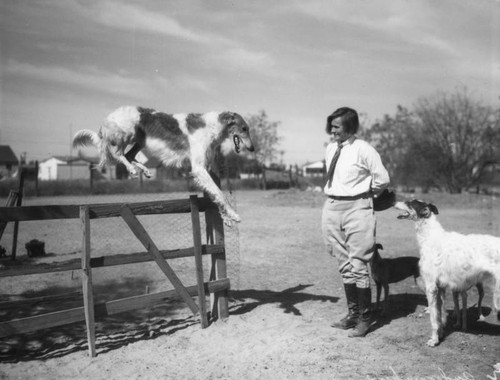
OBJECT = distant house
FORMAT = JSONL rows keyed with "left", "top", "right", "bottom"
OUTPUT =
{"left": 0, "top": 145, "right": 19, "bottom": 179}
{"left": 39, "top": 156, "right": 69, "bottom": 180}
{"left": 302, "top": 160, "right": 325, "bottom": 177}
{"left": 38, "top": 156, "right": 111, "bottom": 180}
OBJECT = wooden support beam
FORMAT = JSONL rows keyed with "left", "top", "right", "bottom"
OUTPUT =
{"left": 190, "top": 195, "right": 208, "bottom": 328}
{"left": 204, "top": 167, "right": 229, "bottom": 321}
{"left": 119, "top": 205, "right": 199, "bottom": 315}
{"left": 80, "top": 206, "right": 96, "bottom": 358}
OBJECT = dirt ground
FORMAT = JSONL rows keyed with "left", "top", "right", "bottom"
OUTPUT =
{"left": 0, "top": 189, "right": 499, "bottom": 379}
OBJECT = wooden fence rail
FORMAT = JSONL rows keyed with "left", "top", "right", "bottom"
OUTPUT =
{"left": 0, "top": 195, "right": 229, "bottom": 358}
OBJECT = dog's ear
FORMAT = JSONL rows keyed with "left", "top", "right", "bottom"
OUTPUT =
{"left": 428, "top": 203, "right": 439, "bottom": 215}
{"left": 219, "top": 112, "right": 236, "bottom": 127}
{"left": 420, "top": 204, "right": 438, "bottom": 218}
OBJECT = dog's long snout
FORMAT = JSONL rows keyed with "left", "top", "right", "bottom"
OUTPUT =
{"left": 244, "top": 138, "right": 255, "bottom": 152}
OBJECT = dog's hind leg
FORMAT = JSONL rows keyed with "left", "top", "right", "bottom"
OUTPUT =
{"left": 476, "top": 283, "right": 485, "bottom": 321}
{"left": 375, "top": 281, "right": 382, "bottom": 311}
{"left": 125, "top": 142, "right": 151, "bottom": 178}
{"left": 108, "top": 143, "right": 139, "bottom": 178}
{"left": 453, "top": 291, "right": 461, "bottom": 329}
{"left": 460, "top": 292, "right": 467, "bottom": 331}
{"left": 382, "top": 282, "right": 389, "bottom": 315}
{"left": 452, "top": 291, "right": 468, "bottom": 330}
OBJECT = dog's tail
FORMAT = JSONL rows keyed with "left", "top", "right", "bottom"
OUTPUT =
{"left": 72, "top": 129, "right": 108, "bottom": 169}
{"left": 73, "top": 129, "right": 100, "bottom": 148}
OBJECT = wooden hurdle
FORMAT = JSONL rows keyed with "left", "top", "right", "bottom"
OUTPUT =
{"left": 0, "top": 195, "right": 229, "bottom": 358}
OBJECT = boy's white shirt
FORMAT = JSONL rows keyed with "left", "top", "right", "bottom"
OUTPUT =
{"left": 323, "top": 136, "right": 390, "bottom": 197}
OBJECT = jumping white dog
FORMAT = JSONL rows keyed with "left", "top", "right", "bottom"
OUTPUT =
{"left": 395, "top": 199, "right": 500, "bottom": 347}
{"left": 72, "top": 106, "right": 255, "bottom": 224}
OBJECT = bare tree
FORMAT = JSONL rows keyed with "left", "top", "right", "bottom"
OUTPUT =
{"left": 245, "top": 110, "right": 282, "bottom": 166}
{"left": 363, "top": 106, "right": 419, "bottom": 189}
{"left": 412, "top": 88, "right": 500, "bottom": 193}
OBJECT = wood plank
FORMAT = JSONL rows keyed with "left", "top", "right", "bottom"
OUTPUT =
{"left": 0, "top": 205, "right": 80, "bottom": 222}
{"left": 0, "top": 244, "right": 225, "bottom": 278}
{"left": 0, "top": 292, "right": 82, "bottom": 309}
{"left": 103, "top": 278, "right": 229, "bottom": 316}
{"left": 80, "top": 206, "right": 96, "bottom": 357}
{"left": 119, "top": 205, "right": 199, "bottom": 315}
{"left": 0, "top": 306, "right": 87, "bottom": 337}
{"left": 190, "top": 195, "right": 208, "bottom": 328}
{"left": 0, "top": 198, "right": 213, "bottom": 223}
{"left": 0, "top": 279, "right": 230, "bottom": 338}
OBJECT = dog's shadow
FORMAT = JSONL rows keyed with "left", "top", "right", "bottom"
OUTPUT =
{"left": 370, "top": 292, "right": 428, "bottom": 332}
{"left": 442, "top": 306, "right": 500, "bottom": 338}
{"left": 229, "top": 284, "right": 340, "bottom": 316}
{"left": 371, "top": 294, "right": 500, "bottom": 337}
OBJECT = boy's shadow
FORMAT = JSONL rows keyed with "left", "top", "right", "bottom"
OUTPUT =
{"left": 229, "top": 284, "right": 339, "bottom": 316}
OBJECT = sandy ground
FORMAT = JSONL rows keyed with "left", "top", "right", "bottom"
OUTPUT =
{"left": 0, "top": 189, "right": 499, "bottom": 379}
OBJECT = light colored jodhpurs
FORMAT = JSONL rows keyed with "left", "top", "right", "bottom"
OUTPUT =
{"left": 321, "top": 197, "right": 376, "bottom": 288}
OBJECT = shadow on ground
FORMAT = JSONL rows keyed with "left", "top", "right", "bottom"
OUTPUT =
{"left": 0, "top": 277, "right": 197, "bottom": 363}
{"left": 229, "top": 284, "right": 340, "bottom": 316}
{"left": 370, "top": 293, "right": 500, "bottom": 339}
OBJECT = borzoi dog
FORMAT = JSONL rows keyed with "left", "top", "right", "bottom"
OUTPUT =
{"left": 73, "top": 106, "right": 254, "bottom": 224}
{"left": 395, "top": 199, "right": 500, "bottom": 346}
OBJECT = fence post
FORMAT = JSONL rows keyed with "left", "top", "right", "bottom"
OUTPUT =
{"left": 205, "top": 167, "right": 229, "bottom": 320}
{"left": 89, "top": 164, "right": 94, "bottom": 193}
{"left": 190, "top": 195, "right": 208, "bottom": 328}
{"left": 11, "top": 169, "right": 25, "bottom": 260}
{"left": 80, "top": 205, "right": 96, "bottom": 357}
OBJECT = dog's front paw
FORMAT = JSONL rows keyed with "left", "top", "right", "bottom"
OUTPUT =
{"left": 225, "top": 209, "right": 241, "bottom": 223}
{"left": 426, "top": 336, "right": 440, "bottom": 347}
{"left": 221, "top": 212, "right": 240, "bottom": 227}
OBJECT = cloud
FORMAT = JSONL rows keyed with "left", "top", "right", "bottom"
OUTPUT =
{"left": 4, "top": 60, "right": 151, "bottom": 97}
{"left": 74, "top": 1, "right": 275, "bottom": 74}
{"left": 210, "top": 46, "right": 275, "bottom": 73}
{"left": 79, "top": 1, "right": 226, "bottom": 45}
{"left": 291, "top": 0, "right": 459, "bottom": 57}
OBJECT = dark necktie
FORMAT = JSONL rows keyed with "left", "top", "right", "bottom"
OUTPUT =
{"left": 326, "top": 143, "right": 343, "bottom": 188}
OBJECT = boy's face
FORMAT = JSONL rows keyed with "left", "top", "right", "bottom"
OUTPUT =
{"left": 329, "top": 117, "right": 352, "bottom": 143}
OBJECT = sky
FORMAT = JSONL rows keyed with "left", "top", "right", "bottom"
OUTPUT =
{"left": 1, "top": 0, "right": 499, "bottom": 166}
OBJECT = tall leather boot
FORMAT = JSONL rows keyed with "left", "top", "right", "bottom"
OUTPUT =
{"left": 332, "top": 283, "right": 359, "bottom": 330}
{"left": 348, "top": 287, "right": 372, "bottom": 337}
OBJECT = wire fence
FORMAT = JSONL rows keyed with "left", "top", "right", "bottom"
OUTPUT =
{"left": 0, "top": 191, "right": 241, "bottom": 303}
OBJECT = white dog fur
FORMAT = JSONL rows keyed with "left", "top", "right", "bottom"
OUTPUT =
{"left": 73, "top": 106, "right": 254, "bottom": 224}
{"left": 395, "top": 199, "right": 500, "bottom": 347}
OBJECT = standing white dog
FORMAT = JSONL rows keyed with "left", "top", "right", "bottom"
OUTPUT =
{"left": 395, "top": 199, "right": 500, "bottom": 347}
{"left": 73, "top": 106, "right": 254, "bottom": 224}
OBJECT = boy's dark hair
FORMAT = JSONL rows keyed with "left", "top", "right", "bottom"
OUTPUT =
{"left": 326, "top": 107, "right": 359, "bottom": 135}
